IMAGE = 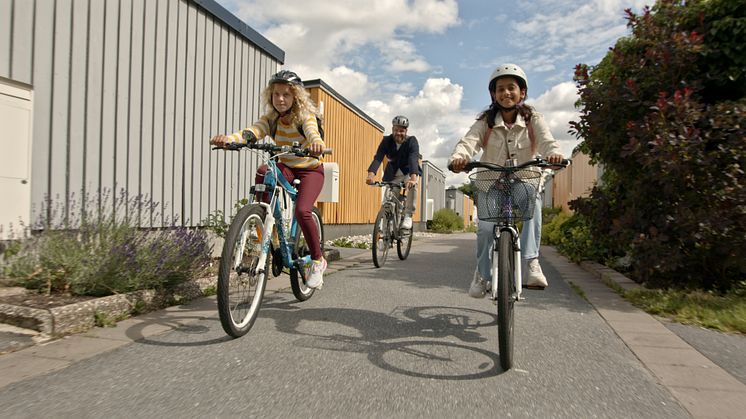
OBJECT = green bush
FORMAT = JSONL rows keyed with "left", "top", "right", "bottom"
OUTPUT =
{"left": 570, "top": 0, "right": 746, "bottom": 291}
{"left": 542, "top": 208, "right": 571, "bottom": 246}
{"left": 555, "top": 213, "right": 608, "bottom": 263}
{"left": 1, "top": 191, "right": 212, "bottom": 296}
{"left": 429, "top": 208, "right": 464, "bottom": 232}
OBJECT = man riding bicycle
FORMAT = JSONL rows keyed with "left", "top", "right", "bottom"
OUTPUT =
{"left": 366, "top": 115, "right": 421, "bottom": 230}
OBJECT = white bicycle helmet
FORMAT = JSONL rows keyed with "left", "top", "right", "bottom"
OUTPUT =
{"left": 488, "top": 63, "right": 528, "bottom": 95}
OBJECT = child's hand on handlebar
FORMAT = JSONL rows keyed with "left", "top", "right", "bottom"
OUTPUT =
{"left": 209, "top": 134, "right": 236, "bottom": 149}
{"left": 546, "top": 154, "right": 564, "bottom": 164}
{"left": 365, "top": 173, "right": 376, "bottom": 185}
{"left": 308, "top": 142, "right": 324, "bottom": 156}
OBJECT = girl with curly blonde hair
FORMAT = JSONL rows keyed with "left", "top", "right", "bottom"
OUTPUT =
{"left": 210, "top": 70, "right": 327, "bottom": 289}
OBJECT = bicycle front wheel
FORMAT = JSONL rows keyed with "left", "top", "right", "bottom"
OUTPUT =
{"left": 217, "top": 204, "right": 269, "bottom": 338}
{"left": 289, "top": 207, "right": 324, "bottom": 301}
{"left": 497, "top": 232, "right": 515, "bottom": 370}
{"left": 372, "top": 209, "right": 392, "bottom": 268}
{"left": 397, "top": 225, "right": 413, "bottom": 260}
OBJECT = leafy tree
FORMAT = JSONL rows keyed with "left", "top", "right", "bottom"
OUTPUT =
{"left": 458, "top": 182, "right": 477, "bottom": 199}
{"left": 570, "top": 0, "right": 746, "bottom": 291}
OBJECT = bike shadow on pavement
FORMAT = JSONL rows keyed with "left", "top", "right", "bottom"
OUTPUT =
{"left": 259, "top": 295, "right": 507, "bottom": 379}
{"left": 120, "top": 300, "right": 233, "bottom": 347}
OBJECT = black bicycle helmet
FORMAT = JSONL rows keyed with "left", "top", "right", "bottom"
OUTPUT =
{"left": 392, "top": 115, "right": 409, "bottom": 128}
{"left": 269, "top": 70, "right": 303, "bottom": 87}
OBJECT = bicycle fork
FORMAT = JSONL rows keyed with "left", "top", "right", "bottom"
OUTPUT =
{"left": 490, "top": 227, "right": 524, "bottom": 302}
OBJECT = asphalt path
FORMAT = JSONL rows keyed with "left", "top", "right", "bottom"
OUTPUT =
{"left": 0, "top": 234, "right": 689, "bottom": 418}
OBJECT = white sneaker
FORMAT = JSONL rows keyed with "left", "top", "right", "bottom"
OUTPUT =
{"left": 401, "top": 216, "right": 413, "bottom": 230}
{"left": 305, "top": 258, "right": 327, "bottom": 289}
{"left": 469, "top": 270, "right": 489, "bottom": 298}
{"left": 526, "top": 258, "right": 548, "bottom": 289}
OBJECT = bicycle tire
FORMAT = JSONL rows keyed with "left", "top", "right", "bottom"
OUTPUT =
{"left": 217, "top": 204, "right": 269, "bottom": 338}
{"left": 396, "top": 225, "right": 413, "bottom": 260}
{"left": 372, "top": 209, "right": 392, "bottom": 268}
{"left": 497, "top": 232, "right": 515, "bottom": 370}
{"left": 289, "top": 207, "right": 324, "bottom": 301}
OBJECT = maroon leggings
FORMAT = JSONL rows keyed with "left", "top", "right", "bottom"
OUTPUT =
{"left": 255, "top": 163, "right": 325, "bottom": 261}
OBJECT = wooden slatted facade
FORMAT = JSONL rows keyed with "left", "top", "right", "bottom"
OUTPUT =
{"left": 305, "top": 79, "right": 422, "bottom": 226}
{"left": 551, "top": 151, "right": 602, "bottom": 212}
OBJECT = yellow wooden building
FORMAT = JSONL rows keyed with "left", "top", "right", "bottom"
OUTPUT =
{"left": 551, "top": 150, "right": 603, "bottom": 213}
{"left": 304, "top": 79, "right": 424, "bottom": 237}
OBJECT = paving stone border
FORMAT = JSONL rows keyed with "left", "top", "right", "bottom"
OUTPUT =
{"left": 0, "top": 276, "right": 217, "bottom": 338}
{"left": 0, "top": 248, "right": 341, "bottom": 339}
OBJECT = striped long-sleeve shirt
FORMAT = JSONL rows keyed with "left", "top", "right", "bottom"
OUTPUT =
{"left": 229, "top": 113, "right": 325, "bottom": 169}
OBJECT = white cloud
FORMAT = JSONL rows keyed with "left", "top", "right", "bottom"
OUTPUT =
{"left": 361, "top": 78, "right": 477, "bottom": 186}
{"left": 231, "top": 0, "right": 459, "bottom": 77}
{"left": 531, "top": 82, "right": 581, "bottom": 158}
{"left": 512, "top": 0, "right": 652, "bottom": 63}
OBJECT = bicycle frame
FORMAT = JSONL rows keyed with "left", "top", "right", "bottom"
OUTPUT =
{"left": 491, "top": 222, "right": 524, "bottom": 303}
{"left": 248, "top": 154, "right": 310, "bottom": 276}
{"left": 380, "top": 183, "right": 406, "bottom": 235}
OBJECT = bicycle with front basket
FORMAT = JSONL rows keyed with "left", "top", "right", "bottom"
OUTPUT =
{"left": 454, "top": 157, "right": 569, "bottom": 370}
{"left": 370, "top": 181, "right": 414, "bottom": 268}
{"left": 212, "top": 139, "right": 331, "bottom": 338}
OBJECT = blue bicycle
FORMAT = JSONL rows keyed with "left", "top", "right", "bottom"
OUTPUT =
{"left": 213, "top": 140, "right": 330, "bottom": 338}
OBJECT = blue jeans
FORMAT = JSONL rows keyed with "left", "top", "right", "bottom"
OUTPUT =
{"left": 476, "top": 194, "right": 542, "bottom": 281}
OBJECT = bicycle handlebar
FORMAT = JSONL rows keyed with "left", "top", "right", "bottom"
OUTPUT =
{"left": 448, "top": 157, "right": 571, "bottom": 173}
{"left": 370, "top": 181, "right": 407, "bottom": 188}
{"left": 212, "top": 140, "right": 333, "bottom": 157}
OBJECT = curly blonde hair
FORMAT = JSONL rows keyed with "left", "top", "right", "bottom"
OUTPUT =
{"left": 261, "top": 81, "right": 320, "bottom": 126}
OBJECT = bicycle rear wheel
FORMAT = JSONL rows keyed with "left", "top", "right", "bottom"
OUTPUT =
{"left": 217, "top": 205, "right": 269, "bottom": 338}
{"left": 289, "top": 207, "right": 324, "bottom": 301}
{"left": 497, "top": 232, "right": 515, "bottom": 370}
{"left": 372, "top": 209, "right": 392, "bottom": 268}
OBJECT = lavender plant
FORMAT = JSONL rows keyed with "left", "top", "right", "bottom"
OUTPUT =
{"left": 1, "top": 189, "right": 212, "bottom": 296}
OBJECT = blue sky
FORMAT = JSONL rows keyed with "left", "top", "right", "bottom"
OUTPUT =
{"left": 217, "top": 0, "right": 651, "bottom": 185}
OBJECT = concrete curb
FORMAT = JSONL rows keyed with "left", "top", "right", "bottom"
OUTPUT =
{"left": 0, "top": 277, "right": 217, "bottom": 338}
{"left": 543, "top": 246, "right": 746, "bottom": 419}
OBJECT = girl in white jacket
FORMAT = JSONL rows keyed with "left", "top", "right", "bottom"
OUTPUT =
{"left": 449, "top": 63, "right": 564, "bottom": 295}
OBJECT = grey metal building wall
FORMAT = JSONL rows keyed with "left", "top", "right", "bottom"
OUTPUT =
{"left": 0, "top": 0, "right": 283, "bottom": 227}
{"left": 420, "top": 160, "right": 445, "bottom": 221}
{"left": 445, "top": 187, "right": 465, "bottom": 216}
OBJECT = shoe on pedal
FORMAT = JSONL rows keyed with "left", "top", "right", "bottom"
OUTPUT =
{"left": 305, "top": 258, "right": 327, "bottom": 289}
{"left": 468, "top": 270, "right": 489, "bottom": 298}
{"left": 525, "top": 258, "right": 548, "bottom": 289}
{"left": 401, "top": 216, "right": 413, "bottom": 230}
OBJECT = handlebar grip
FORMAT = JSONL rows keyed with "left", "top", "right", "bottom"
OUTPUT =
{"left": 211, "top": 143, "right": 243, "bottom": 151}
{"left": 322, "top": 148, "right": 333, "bottom": 155}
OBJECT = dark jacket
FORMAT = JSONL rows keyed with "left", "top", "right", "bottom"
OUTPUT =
{"left": 367, "top": 135, "right": 421, "bottom": 181}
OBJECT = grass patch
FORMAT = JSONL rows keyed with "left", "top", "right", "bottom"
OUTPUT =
{"left": 624, "top": 287, "right": 746, "bottom": 334}
{"left": 202, "top": 285, "right": 217, "bottom": 297}
{"left": 568, "top": 281, "right": 588, "bottom": 302}
{"left": 94, "top": 310, "right": 129, "bottom": 328}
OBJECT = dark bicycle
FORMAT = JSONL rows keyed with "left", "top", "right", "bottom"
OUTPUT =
{"left": 455, "top": 157, "right": 569, "bottom": 370}
{"left": 369, "top": 181, "right": 414, "bottom": 268}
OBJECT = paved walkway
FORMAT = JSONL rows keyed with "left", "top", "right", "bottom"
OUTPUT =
{"left": 1, "top": 239, "right": 745, "bottom": 418}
